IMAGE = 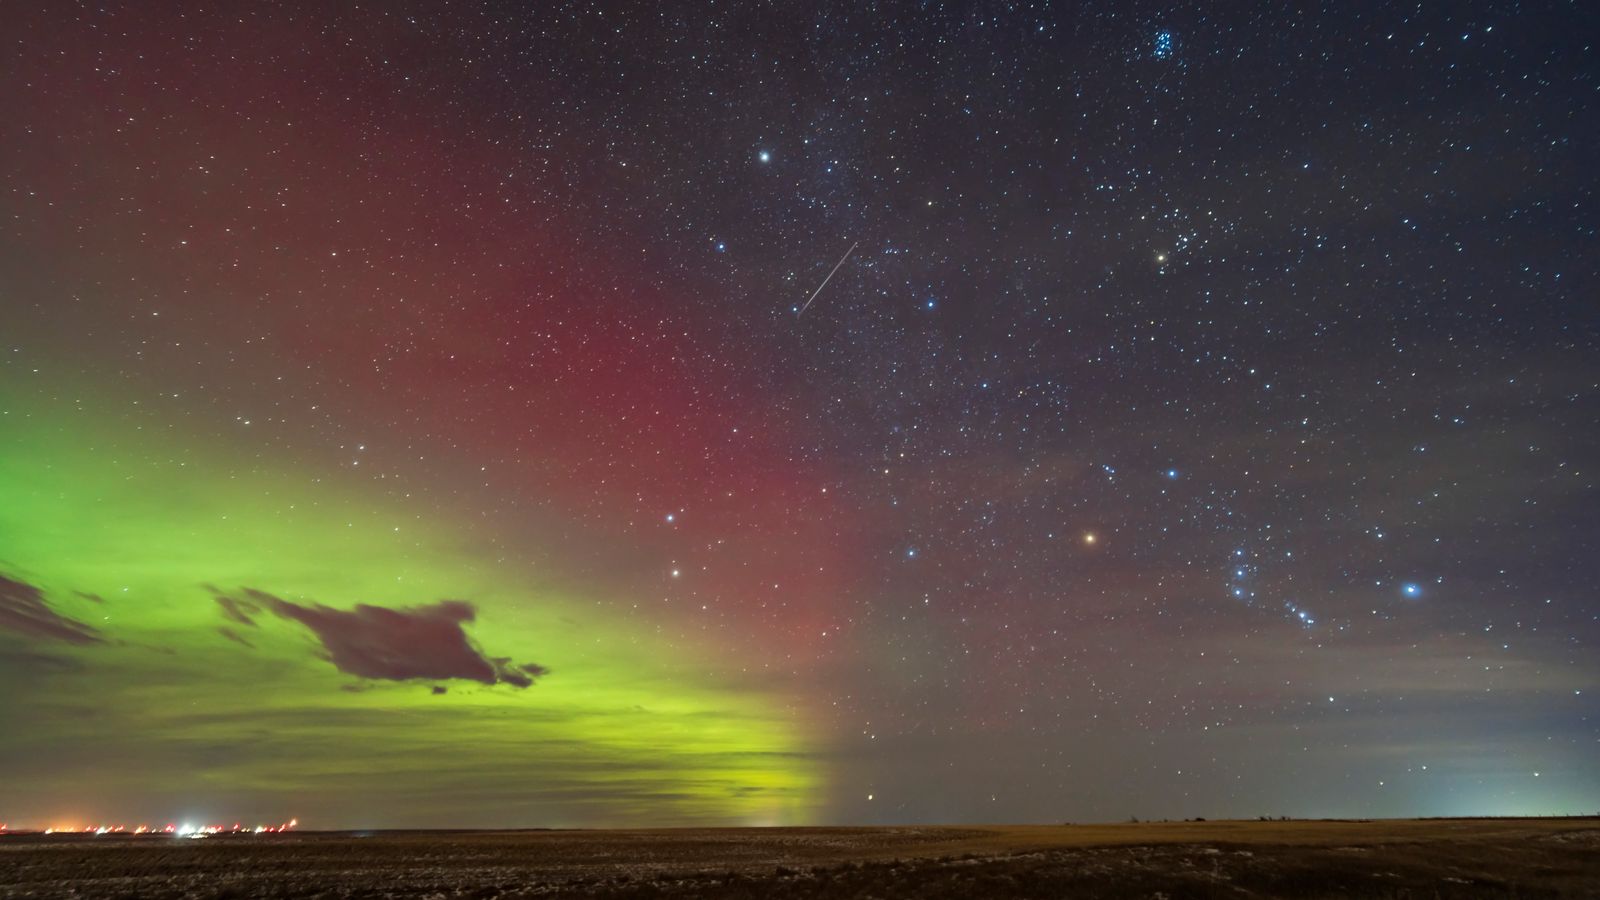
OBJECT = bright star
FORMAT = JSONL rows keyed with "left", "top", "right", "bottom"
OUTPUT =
{"left": 758, "top": 150, "right": 771, "bottom": 163}
{"left": 1402, "top": 583, "right": 1421, "bottom": 597}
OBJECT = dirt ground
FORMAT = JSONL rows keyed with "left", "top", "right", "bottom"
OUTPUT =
{"left": 2, "top": 818, "right": 1596, "bottom": 898}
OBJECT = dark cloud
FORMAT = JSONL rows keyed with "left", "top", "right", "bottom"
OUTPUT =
{"left": 219, "top": 589, "right": 547, "bottom": 688}
{"left": 494, "top": 659, "right": 551, "bottom": 688}
{"left": 217, "top": 626, "right": 254, "bottom": 648}
{"left": 431, "top": 685, "right": 448, "bottom": 695}
{"left": 75, "top": 591, "right": 106, "bottom": 604}
{"left": 214, "top": 593, "right": 261, "bottom": 626}
{"left": 0, "top": 574, "right": 103, "bottom": 646}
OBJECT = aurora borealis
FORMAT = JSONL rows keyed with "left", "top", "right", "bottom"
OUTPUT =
{"left": 1, "top": 379, "right": 818, "bottom": 826}
{"left": 2, "top": 3, "right": 1597, "bottom": 829}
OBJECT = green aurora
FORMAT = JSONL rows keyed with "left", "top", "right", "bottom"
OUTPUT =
{"left": 0, "top": 383, "right": 819, "bottom": 828}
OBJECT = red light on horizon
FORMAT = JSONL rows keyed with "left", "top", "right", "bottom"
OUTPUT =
{"left": 18, "top": 818, "right": 298, "bottom": 836}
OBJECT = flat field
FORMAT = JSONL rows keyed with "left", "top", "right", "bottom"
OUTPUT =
{"left": 2, "top": 818, "right": 1596, "bottom": 898}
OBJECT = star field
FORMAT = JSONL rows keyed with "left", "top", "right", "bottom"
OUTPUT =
{"left": 0, "top": 1, "right": 1596, "bottom": 827}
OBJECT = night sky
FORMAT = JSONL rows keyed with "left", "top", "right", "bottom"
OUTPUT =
{"left": 2, "top": 2, "right": 1597, "bottom": 830}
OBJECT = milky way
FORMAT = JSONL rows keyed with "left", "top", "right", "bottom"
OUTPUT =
{"left": 1, "top": 2, "right": 1596, "bottom": 828}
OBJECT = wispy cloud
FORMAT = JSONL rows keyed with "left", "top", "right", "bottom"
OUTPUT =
{"left": 0, "top": 574, "right": 102, "bottom": 646}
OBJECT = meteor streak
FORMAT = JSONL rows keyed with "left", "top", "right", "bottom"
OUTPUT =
{"left": 795, "top": 241, "right": 858, "bottom": 317}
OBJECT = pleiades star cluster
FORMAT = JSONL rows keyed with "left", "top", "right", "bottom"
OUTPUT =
{"left": 0, "top": 1, "right": 1595, "bottom": 829}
